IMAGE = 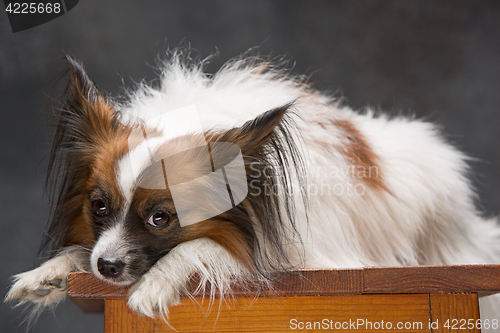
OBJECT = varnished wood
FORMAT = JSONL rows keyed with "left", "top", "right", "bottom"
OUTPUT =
{"left": 429, "top": 293, "right": 481, "bottom": 333}
{"left": 271, "top": 268, "right": 365, "bottom": 295}
{"left": 68, "top": 265, "right": 500, "bottom": 301}
{"left": 67, "top": 265, "right": 500, "bottom": 332}
{"left": 68, "top": 269, "right": 365, "bottom": 300}
{"left": 68, "top": 272, "right": 129, "bottom": 299}
{"left": 105, "top": 299, "right": 154, "bottom": 333}
{"left": 155, "top": 294, "right": 431, "bottom": 332}
{"left": 364, "top": 265, "right": 500, "bottom": 296}
{"left": 67, "top": 272, "right": 128, "bottom": 313}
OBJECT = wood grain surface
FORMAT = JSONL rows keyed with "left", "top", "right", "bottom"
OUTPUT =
{"left": 67, "top": 265, "right": 496, "bottom": 332}
{"left": 430, "top": 293, "right": 481, "bottom": 333}
{"left": 154, "top": 294, "right": 431, "bottom": 333}
{"left": 68, "top": 264, "right": 500, "bottom": 301}
{"left": 105, "top": 299, "right": 154, "bottom": 333}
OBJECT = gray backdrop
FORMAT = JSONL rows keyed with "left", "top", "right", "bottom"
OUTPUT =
{"left": 1, "top": 1, "right": 499, "bottom": 332}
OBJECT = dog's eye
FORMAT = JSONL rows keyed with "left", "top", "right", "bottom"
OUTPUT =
{"left": 146, "top": 210, "right": 171, "bottom": 228}
{"left": 91, "top": 199, "right": 108, "bottom": 217}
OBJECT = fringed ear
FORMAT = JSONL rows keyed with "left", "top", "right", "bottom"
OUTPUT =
{"left": 206, "top": 102, "right": 305, "bottom": 276}
{"left": 66, "top": 55, "right": 100, "bottom": 112}
{"left": 41, "top": 56, "right": 121, "bottom": 254}
{"left": 215, "top": 103, "right": 293, "bottom": 155}
{"left": 61, "top": 55, "right": 119, "bottom": 145}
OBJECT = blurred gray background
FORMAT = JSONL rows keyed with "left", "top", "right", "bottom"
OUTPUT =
{"left": 1, "top": 1, "right": 499, "bottom": 332}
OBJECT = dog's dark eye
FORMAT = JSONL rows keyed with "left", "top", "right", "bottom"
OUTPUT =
{"left": 91, "top": 199, "right": 108, "bottom": 217}
{"left": 146, "top": 210, "right": 171, "bottom": 228}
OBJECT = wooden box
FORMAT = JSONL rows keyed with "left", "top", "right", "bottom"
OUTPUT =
{"left": 68, "top": 265, "right": 500, "bottom": 332}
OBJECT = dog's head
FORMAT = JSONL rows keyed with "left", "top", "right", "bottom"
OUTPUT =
{"left": 43, "top": 56, "right": 303, "bottom": 285}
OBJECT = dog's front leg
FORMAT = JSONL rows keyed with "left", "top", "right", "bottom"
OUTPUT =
{"left": 127, "top": 237, "right": 248, "bottom": 318}
{"left": 5, "top": 246, "right": 89, "bottom": 307}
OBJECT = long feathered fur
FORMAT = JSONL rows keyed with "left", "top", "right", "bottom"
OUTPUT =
{"left": 6, "top": 48, "right": 500, "bottom": 330}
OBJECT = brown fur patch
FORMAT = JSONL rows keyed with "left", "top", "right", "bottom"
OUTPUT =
{"left": 63, "top": 214, "right": 94, "bottom": 247}
{"left": 334, "top": 119, "right": 390, "bottom": 193}
{"left": 128, "top": 184, "right": 256, "bottom": 271}
{"left": 62, "top": 103, "right": 133, "bottom": 247}
{"left": 52, "top": 58, "right": 136, "bottom": 249}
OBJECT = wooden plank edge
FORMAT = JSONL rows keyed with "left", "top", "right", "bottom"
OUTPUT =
{"left": 68, "top": 268, "right": 365, "bottom": 299}
{"left": 364, "top": 264, "right": 500, "bottom": 295}
{"left": 68, "top": 264, "right": 500, "bottom": 300}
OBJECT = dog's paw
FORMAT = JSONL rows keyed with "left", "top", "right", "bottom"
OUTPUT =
{"left": 5, "top": 261, "right": 71, "bottom": 306}
{"left": 127, "top": 274, "right": 181, "bottom": 318}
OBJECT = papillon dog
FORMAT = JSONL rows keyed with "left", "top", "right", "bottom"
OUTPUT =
{"left": 5, "top": 49, "right": 500, "bottom": 327}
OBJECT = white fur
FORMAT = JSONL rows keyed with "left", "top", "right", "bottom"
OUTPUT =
{"left": 4, "top": 247, "right": 89, "bottom": 327}
{"left": 90, "top": 223, "right": 136, "bottom": 285}
{"left": 118, "top": 55, "right": 500, "bottom": 266}
{"left": 7, "top": 52, "right": 500, "bottom": 329}
{"left": 117, "top": 54, "right": 500, "bottom": 325}
{"left": 118, "top": 136, "right": 180, "bottom": 202}
{"left": 127, "top": 238, "right": 249, "bottom": 318}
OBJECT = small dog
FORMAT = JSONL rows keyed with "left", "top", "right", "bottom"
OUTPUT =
{"left": 5, "top": 50, "right": 500, "bottom": 326}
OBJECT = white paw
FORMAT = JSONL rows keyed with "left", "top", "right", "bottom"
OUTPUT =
{"left": 127, "top": 274, "right": 181, "bottom": 318}
{"left": 5, "top": 266, "right": 68, "bottom": 307}
{"left": 4, "top": 254, "right": 77, "bottom": 307}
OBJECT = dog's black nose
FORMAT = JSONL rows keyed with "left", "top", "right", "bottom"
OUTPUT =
{"left": 97, "top": 258, "right": 125, "bottom": 278}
